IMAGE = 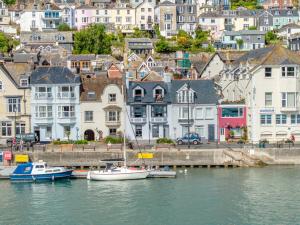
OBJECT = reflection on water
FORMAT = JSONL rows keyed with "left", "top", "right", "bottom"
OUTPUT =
{"left": 1, "top": 166, "right": 300, "bottom": 225}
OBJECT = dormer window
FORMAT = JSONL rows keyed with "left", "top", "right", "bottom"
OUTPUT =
{"left": 177, "top": 87, "right": 195, "bottom": 103}
{"left": 154, "top": 87, "right": 164, "bottom": 102}
{"left": 33, "top": 4, "right": 37, "bottom": 10}
{"left": 134, "top": 87, "right": 143, "bottom": 102}
{"left": 20, "top": 79, "right": 28, "bottom": 87}
{"left": 274, "top": 11, "right": 279, "bottom": 16}
{"left": 46, "top": 3, "right": 51, "bottom": 10}
{"left": 87, "top": 91, "right": 96, "bottom": 100}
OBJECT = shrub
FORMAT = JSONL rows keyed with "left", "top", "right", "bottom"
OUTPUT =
{"left": 53, "top": 140, "right": 73, "bottom": 145}
{"left": 156, "top": 138, "right": 174, "bottom": 144}
{"left": 104, "top": 136, "right": 125, "bottom": 144}
{"left": 74, "top": 140, "right": 88, "bottom": 145}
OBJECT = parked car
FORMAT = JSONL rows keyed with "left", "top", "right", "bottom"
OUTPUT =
{"left": 6, "top": 133, "right": 37, "bottom": 147}
{"left": 177, "top": 133, "right": 201, "bottom": 145}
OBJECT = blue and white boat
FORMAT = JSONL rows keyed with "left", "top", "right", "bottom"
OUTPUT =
{"left": 10, "top": 161, "right": 73, "bottom": 182}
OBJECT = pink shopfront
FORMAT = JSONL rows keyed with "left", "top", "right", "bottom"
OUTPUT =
{"left": 218, "top": 104, "right": 247, "bottom": 142}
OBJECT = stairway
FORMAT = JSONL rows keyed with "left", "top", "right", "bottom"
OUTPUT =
{"left": 223, "top": 149, "right": 267, "bottom": 167}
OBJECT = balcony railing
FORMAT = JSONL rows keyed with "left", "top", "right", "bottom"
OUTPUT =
{"left": 106, "top": 120, "right": 121, "bottom": 126}
{"left": 150, "top": 117, "right": 167, "bottom": 123}
{"left": 35, "top": 93, "right": 53, "bottom": 99}
{"left": 130, "top": 117, "right": 147, "bottom": 123}
{"left": 57, "top": 92, "right": 75, "bottom": 99}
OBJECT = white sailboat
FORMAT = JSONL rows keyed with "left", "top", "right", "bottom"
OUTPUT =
{"left": 87, "top": 86, "right": 149, "bottom": 181}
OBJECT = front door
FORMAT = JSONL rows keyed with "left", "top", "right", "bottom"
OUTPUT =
{"left": 34, "top": 128, "right": 40, "bottom": 143}
{"left": 208, "top": 124, "right": 215, "bottom": 142}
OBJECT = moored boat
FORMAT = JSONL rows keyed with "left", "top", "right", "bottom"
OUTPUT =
{"left": 87, "top": 160, "right": 148, "bottom": 181}
{"left": 10, "top": 161, "right": 73, "bottom": 182}
{"left": 148, "top": 166, "right": 177, "bottom": 178}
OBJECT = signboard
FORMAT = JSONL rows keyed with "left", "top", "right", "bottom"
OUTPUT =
{"left": 3, "top": 151, "right": 12, "bottom": 161}
{"left": 137, "top": 153, "right": 153, "bottom": 159}
{"left": 15, "top": 154, "right": 29, "bottom": 163}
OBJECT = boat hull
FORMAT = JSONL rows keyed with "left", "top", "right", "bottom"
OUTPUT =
{"left": 10, "top": 170, "right": 73, "bottom": 182}
{"left": 87, "top": 170, "right": 148, "bottom": 181}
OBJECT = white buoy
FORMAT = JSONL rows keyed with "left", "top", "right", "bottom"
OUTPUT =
{"left": 184, "top": 169, "right": 187, "bottom": 174}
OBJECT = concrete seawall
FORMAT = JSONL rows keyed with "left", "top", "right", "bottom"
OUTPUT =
{"left": 11, "top": 147, "right": 300, "bottom": 168}
{"left": 26, "top": 149, "right": 236, "bottom": 168}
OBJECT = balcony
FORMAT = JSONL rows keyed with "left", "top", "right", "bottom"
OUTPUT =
{"left": 134, "top": 95, "right": 143, "bottom": 102}
{"left": 178, "top": 118, "right": 194, "bottom": 124}
{"left": 35, "top": 93, "right": 53, "bottom": 99}
{"left": 35, "top": 117, "right": 53, "bottom": 125}
{"left": 150, "top": 117, "right": 167, "bottom": 123}
{"left": 130, "top": 117, "right": 147, "bottom": 123}
{"left": 281, "top": 107, "right": 298, "bottom": 112}
{"left": 105, "top": 120, "right": 121, "bottom": 127}
{"left": 57, "top": 92, "right": 75, "bottom": 99}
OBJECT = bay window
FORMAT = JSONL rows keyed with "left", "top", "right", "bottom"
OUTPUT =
{"left": 58, "top": 105, "right": 75, "bottom": 118}
{"left": 58, "top": 86, "right": 75, "bottom": 98}
{"left": 35, "top": 106, "right": 52, "bottom": 118}
{"left": 7, "top": 97, "right": 21, "bottom": 113}
{"left": 131, "top": 106, "right": 146, "bottom": 118}
{"left": 35, "top": 87, "right": 52, "bottom": 99}
{"left": 177, "top": 90, "right": 195, "bottom": 103}
{"left": 221, "top": 107, "right": 243, "bottom": 117}
{"left": 107, "top": 111, "right": 120, "bottom": 122}
{"left": 152, "top": 105, "right": 166, "bottom": 117}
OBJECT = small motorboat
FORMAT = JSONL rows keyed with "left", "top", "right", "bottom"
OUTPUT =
{"left": 148, "top": 166, "right": 177, "bottom": 178}
{"left": 10, "top": 161, "right": 73, "bottom": 182}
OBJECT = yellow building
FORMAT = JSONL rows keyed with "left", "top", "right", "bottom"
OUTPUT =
{"left": 0, "top": 62, "right": 31, "bottom": 144}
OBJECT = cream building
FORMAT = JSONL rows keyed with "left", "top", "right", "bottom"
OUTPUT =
{"left": 219, "top": 45, "right": 300, "bottom": 143}
{"left": 135, "top": 0, "right": 155, "bottom": 31}
{"left": 80, "top": 68, "right": 124, "bottom": 140}
{"left": 0, "top": 62, "right": 32, "bottom": 144}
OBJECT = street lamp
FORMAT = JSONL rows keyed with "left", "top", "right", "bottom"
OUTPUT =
{"left": 187, "top": 81, "right": 191, "bottom": 149}
{"left": 76, "top": 127, "right": 79, "bottom": 141}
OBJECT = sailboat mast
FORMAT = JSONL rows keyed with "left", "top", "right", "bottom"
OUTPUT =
{"left": 122, "top": 84, "right": 127, "bottom": 167}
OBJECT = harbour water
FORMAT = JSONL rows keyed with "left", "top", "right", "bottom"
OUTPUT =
{"left": 1, "top": 166, "right": 300, "bottom": 225}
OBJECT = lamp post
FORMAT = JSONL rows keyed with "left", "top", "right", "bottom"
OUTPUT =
{"left": 76, "top": 127, "right": 79, "bottom": 141}
{"left": 187, "top": 82, "right": 191, "bottom": 149}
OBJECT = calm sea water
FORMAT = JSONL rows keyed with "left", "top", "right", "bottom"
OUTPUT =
{"left": 1, "top": 166, "right": 300, "bottom": 225}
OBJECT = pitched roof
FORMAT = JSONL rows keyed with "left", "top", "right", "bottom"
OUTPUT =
{"left": 1, "top": 62, "right": 32, "bottom": 88}
{"left": 234, "top": 44, "right": 300, "bottom": 66}
{"left": 127, "top": 81, "right": 171, "bottom": 103}
{"left": 217, "top": 51, "right": 247, "bottom": 63}
{"left": 159, "top": 0, "right": 175, "bottom": 5}
{"left": 67, "top": 54, "right": 96, "bottom": 61}
{"left": 13, "top": 53, "right": 38, "bottom": 63}
{"left": 141, "top": 70, "right": 163, "bottom": 81}
{"left": 277, "top": 23, "right": 300, "bottom": 32}
{"left": 171, "top": 80, "right": 218, "bottom": 104}
{"left": 80, "top": 73, "right": 122, "bottom": 102}
{"left": 31, "top": 66, "right": 80, "bottom": 84}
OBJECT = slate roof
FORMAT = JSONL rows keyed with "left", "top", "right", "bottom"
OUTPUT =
{"left": 127, "top": 81, "right": 171, "bottom": 104}
{"left": 234, "top": 44, "right": 300, "bottom": 66}
{"left": 223, "top": 30, "right": 266, "bottom": 36}
{"left": 20, "top": 31, "right": 74, "bottom": 43}
{"left": 277, "top": 23, "right": 300, "bottom": 32}
{"left": 171, "top": 80, "right": 218, "bottom": 104}
{"left": 217, "top": 51, "right": 247, "bottom": 63}
{"left": 31, "top": 66, "right": 80, "bottom": 85}
{"left": 76, "top": 4, "right": 96, "bottom": 9}
{"left": 67, "top": 54, "right": 96, "bottom": 61}
{"left": 13, "top": 53, "right": 38, "bottom": 63}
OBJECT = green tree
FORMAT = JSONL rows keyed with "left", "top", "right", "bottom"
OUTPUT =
{"left": 57, "top": 23, "right": 71, "bottom": 31}
{"left": 73, "top": 24, "right": 113, "bottom": 54}
{"left": 0, "top": 32, "right": 19, "bottom": 53}
{"left": 153, "top": 24, "right": 161, "bottom": 38}
{"left": 176, "top": 30, "right": 192, "bottom": 50}
{"left": 236, "top": 39, "right": 244, "bottom": 50}
{"left": 130, "top": 27, "right": 151, "bottom": 38}
{"left": 192, "top": 26, "right": 210, "bottom": 49}
{"left": 155, "top": 38, "right": 176, "bottom": 53}
{"left": 265, "top": 31, "right": 279, "bottom": 45}
{"left": 3, "top": 0, "right": 16, "bottom": 5}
